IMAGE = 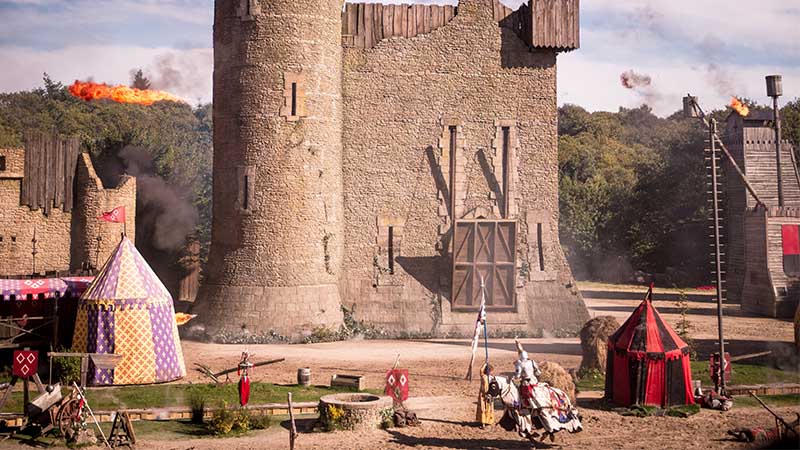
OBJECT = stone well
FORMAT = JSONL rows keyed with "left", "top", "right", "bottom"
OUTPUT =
{"left": 318, "top": 393, "right": 392, "bottom": 431}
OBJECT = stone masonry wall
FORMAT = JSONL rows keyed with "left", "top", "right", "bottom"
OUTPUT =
{"left": 0, "top": 148, "right": 72, "bottom": 275}
{"left": 195, "top": 0, "right": 345, "bottom": 338}
{"left": 70, "top": 153, "right": 137, "bottom": 273}
{"left": 0, "top": 148, "right": 136, "bottom": 277}
{"left": 340, "top": 0, "right": 587, "bottom": 335}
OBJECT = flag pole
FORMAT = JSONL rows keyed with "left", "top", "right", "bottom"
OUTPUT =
{"left": 481, "top": 277, "right": 489, "bottom": 366}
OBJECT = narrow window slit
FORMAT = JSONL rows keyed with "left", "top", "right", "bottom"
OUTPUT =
{"left": 501, "top": 126, "right": 510, "bottom": 217}
{"left": 243, "top": 174, "right": 250, "bottom": 211}
{"left": 291, "top": 82, "right": 298, "bottom": 117}
{"left": 449, "top": 126, "right": 457, "bottom": 218}
{"left": 537, "top": 223, "right": 545, "bottom": 271}
{"left": 388, "top": 226, "right": 395, "bottom": 274}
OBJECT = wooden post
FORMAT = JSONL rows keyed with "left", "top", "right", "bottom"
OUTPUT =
{"left": 22, "top": 378, "right": 29, "bottom": 408}
{"left": 80, "top": 355, "right": 89, "bottom": 388}
{"left": 288, "top": 392, "right": 297, "bottom": 450}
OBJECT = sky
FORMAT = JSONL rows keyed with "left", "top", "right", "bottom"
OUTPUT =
{"left": 0, "top": 0, "right": 797, "bottom": 116}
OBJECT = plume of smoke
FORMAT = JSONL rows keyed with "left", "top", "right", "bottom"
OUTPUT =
{"left": 144, "top": 50, "right": 212, "bottom": 101}
{"left": 620, "top": 69, "right": 662, "bottom": 106}
{"left": 620, "top": 70, "right": 652, "bottom": 89}
{"left": 697, "top": 35, "right": 745, "bottom": 98}
{"left": 119, "top": 146, "right": 199, "bottom": 251}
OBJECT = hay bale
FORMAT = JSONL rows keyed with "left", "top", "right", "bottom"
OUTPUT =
{"left": 538, "top": 361, "right": 576, "bottom": 404}
{"left": 579, "top": 315, "right": 620, "bottom": 374}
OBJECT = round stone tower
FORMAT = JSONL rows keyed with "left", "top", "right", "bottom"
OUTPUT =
{"left": 195, "top": 0, "right": 344, "bottom": 339}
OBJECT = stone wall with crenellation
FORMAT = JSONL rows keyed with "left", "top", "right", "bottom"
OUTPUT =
{"left": 339, "top": 0, "right": 587, "bottom": 335}
{"left": 194, "top": 0, "right": 589, "bottom": 339}
{"left": 0, "top": 147, "right": 136, "bottom": 277}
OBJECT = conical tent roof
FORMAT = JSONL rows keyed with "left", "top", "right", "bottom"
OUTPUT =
{"left": 72, "top": 237, "right": 186, "bottom": 385}
{"left": 608, "top": 295, "right": 690, "bottom": 360}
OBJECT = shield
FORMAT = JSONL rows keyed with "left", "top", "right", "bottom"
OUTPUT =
{"left": 385, "top": 368, "right": 409, "bottom": 402}
{"left": 13, "top": 350, "right": 38, "bottom": 378}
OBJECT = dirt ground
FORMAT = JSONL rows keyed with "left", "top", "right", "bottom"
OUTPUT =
{"left": 131, "top": 400, "right": 799, "bottom": 450}
{"left": 14, "top": 295, "right": 800, "bottom": 449}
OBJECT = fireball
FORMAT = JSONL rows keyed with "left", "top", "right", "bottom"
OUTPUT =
{"left": 730, "top": 97, "right": 750, "bottom": 117}
{"left": 69, "top": 80, "right": 183, "bottom": 105}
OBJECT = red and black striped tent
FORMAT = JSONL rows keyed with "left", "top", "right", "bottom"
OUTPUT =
{"left": 604, "top": 285, "right": 695, "bottom": 407}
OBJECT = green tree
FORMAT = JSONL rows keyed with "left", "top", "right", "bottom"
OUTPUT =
{"left": 131, "top": 69, "right": 152, "bottom": 90}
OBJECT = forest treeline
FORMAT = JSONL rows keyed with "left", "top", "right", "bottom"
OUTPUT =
{"left": 0, "top": 75, "right": 798, "bottom": 286}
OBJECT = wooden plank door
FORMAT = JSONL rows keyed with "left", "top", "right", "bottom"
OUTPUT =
{"left": 452, "top": 220, "right": 516, "bottom": 311}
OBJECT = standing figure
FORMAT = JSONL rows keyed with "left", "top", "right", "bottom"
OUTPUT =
{"left": 477, "top": 363, "right": 496, "bottom": 428}
{"left": 514, "top": 340, "right": 541, "bottom": 410}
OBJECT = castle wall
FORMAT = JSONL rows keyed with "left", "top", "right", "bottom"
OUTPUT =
{"left": 196, "top": 0, "right": 345, "bottom": 338}
{"left": 0, "top": 148, "right": 72, "bottom": 275}
{"left": 764, "top": 210, "right": 800, "bottom": 317}
{"left": 742, "top": 208, "right": 800, "bottom": 318}
{"left": 725, "top": 115, "right": 799, "bottom": 308}
{"left": 340, "top": 0, "right": 587, "bottom": 335}
{"left": 70, "top": 153, "right": 137, "bottom": 272}
{"left": 741, "top": 209, "right": 774, "bottom": 315}
{"left": 0, "top": 147, "right": 136, "bottom": 277}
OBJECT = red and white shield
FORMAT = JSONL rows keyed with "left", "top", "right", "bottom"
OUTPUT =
{"left": 385, "top": 369, "right": 409, "bottom": 402}
{"left": 13, "top": 350, "right": 38, "bottom": 378}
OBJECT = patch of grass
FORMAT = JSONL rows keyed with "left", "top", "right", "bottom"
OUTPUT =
{"left": 577, "top": 281, "right": 714, "bottom": 295}
{"left": 690, "top": 361, "right": 800, "bottom": 386}
{"left": 576, "top": 369, "right": 605, "bottom": 391}
{"left": 733, "top": 394, "right": 800, "bottom": 408}
{"left": 0, "top": 383, "right": 378, "bottom": 413}
{"left": 575, "top": 362, "right": 799, "bottom": 393}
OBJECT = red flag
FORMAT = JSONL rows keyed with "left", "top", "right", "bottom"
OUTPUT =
{"left": 385, "top": 368, "right": 409, "bottom": 402}
{"left": 98, "top": 206, "right": 126, "bottom": 223}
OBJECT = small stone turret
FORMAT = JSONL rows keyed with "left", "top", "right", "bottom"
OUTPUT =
{"left": 195, "top": 0, "right": 345, "bottom": 338}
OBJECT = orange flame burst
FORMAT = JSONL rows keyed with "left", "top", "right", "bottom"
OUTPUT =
{"left": 68, "top": 80, "right": 183, "bottom": 105}
{"left": 730, "top": 97, "right": 750, "bottom": 117}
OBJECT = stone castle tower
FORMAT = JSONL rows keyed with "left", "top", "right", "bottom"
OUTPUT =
{"left": 196, "top": 0, "right": 589, "bottom": 340}
{"left": 197, "top": 0, "right": 346, "bottom": 334}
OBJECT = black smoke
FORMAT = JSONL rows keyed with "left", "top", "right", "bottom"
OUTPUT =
{"left": 117, "top": 146, "right": 199, "bottom": 251}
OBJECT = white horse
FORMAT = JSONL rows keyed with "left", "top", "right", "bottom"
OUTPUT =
{"left": 490, "top": 374, "right": 582, "bottom": 441}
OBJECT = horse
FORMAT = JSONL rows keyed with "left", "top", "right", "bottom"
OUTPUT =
{"left": 489, "top": 374, "right": 583, "bottom": 441}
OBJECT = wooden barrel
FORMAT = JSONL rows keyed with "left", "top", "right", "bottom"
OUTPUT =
{"left": 297, "top": 367, "right": 311, "bottom": 386}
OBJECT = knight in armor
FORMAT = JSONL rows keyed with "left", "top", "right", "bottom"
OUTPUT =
{"left": 514, "top": 351, "right": 541, "bottom": 384}
{"left": 513, "top": 341, "right": 542, "bottom": 411}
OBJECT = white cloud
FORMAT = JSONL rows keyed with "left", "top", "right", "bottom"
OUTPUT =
{"left": 0, "top": 45, "right": 212, "bottom": 104}
{"left": 581, "top": 0, "right": 800, "bottom": 60}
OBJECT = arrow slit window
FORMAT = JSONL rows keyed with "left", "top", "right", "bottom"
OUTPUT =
{"left": 281, "top": 73, "right": 306, "bottom": 121}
